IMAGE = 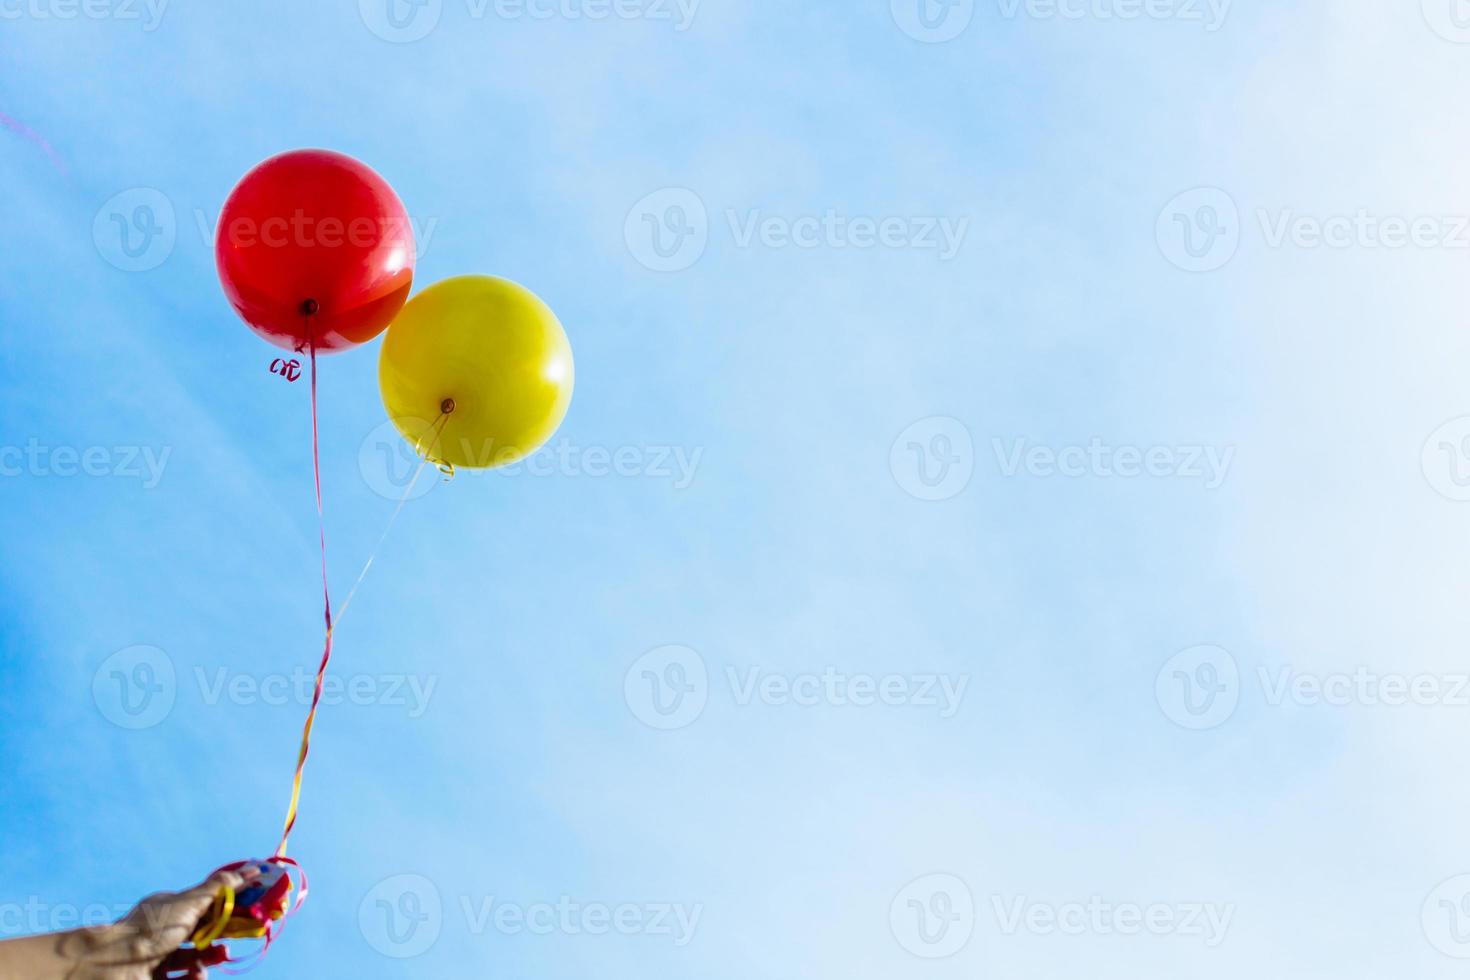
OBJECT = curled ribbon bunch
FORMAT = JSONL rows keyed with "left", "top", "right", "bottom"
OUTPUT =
{"left": 269, "top": 357, "right": 302, "bottom": 382}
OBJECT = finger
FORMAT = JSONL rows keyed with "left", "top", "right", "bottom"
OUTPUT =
{"left": 133, "top": 869, "right": 248, "bottom": 941}
{"left": 174, "top": 869, "right": 249, "bottom": 919}
{"left": 155, "top": 947, "right": 201, "bottom": 976}
{"left": 198, "top": 944, "right": 230, "bottom": 967}
{"left": 155, "top": 942, "right": 228, "bottom": 978}
{"left": 158, "top": 944, "right": 228, "bottom": 970}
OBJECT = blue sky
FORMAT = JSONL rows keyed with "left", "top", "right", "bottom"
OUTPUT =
{"left": 6, "top": 0, "right": 1470, "bottom": 976}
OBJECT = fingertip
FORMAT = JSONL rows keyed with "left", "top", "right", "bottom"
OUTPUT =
{"left": 211, "top": 870, "right": 246, "bottom": 892}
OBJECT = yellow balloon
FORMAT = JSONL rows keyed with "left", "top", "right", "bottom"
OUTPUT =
{"left": 378, "top": 275, "right": 574, "bottom": 470}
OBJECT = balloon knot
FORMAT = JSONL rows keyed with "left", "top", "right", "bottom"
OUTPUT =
{"left": 440, "top": 398, "right": 456, "bottom": 415}
{"left": 300, "top": 299, "right": 320, "bottom": 317}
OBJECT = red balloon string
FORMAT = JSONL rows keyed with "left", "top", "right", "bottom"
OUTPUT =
{"left": 195, "top": 316, "right": 332, "bottom": 973}
{"left": 275, "top": 316, "right": 334, "bottom": 858}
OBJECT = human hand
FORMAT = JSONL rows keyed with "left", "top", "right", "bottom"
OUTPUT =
{"left": 0, "top": 867, "right": 260, "bottom": 980}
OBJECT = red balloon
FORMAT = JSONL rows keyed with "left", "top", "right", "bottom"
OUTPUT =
{"left": 216, "top": 149, "right": 415, "bottom": 354}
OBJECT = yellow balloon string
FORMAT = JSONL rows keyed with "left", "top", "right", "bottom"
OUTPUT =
{"left": 331, "top": 410, "right": 453, "bottom": 633}
{"left": 274, "top": 407, "right": 453, "bottom": 858}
